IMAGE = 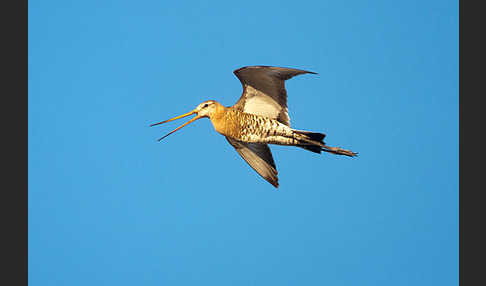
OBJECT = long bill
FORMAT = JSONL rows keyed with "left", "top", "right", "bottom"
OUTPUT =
{"left": 150, "top": 110, "right": 201, "bottom": 141}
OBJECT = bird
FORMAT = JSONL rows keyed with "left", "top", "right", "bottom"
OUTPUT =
{"left": 150, "top": 65, "right": 357, "bottom": 188}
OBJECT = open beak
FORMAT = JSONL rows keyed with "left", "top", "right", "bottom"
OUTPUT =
{"left": 150, "top": 110, "right": 201, "bottom": 141}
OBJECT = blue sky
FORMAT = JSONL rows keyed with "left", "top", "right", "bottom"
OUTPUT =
{"left": 29, "top": 0, "right": 458, "bottom": 285}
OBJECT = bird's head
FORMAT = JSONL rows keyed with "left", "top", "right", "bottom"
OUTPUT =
{"left": 150, "top": 100, "right": 223, "bottom": 141}
{"left": 193, "top": 100, "right": 220, "bottom": 118}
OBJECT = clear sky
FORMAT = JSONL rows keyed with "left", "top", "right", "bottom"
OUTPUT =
{"left": 28, "top": 0, "right": 458, "bottom": 285}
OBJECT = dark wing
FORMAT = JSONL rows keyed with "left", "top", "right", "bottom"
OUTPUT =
{"left": 232, "top": 66, "right": 317, "bottom": 126}
{"left": 226, "top": 137, "right": 279, "bottom": 188}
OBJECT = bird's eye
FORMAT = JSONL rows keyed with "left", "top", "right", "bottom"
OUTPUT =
{"left": 203, "top": 104, "right": 209, "bottom": 108}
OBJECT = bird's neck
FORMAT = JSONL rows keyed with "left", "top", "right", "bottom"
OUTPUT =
{"left": 209, "top": 105, "right": 236, "bottom": 136}
{"left": 210, "top": 103, "right": 227, "bottom": 121}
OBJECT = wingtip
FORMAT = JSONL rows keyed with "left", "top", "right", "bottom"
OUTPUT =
{"left": 233, "top": 65, "right": 318, "bottom": 76}
{"left": 233, "top": 66, "right": 246, "bottom": 74}
{"left": 271, "top": 180, "right": 279, "bottom": 189}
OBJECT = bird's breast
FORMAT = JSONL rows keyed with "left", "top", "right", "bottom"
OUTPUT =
{"left": 210, "top": 109, "right": 291, "bottom": 143}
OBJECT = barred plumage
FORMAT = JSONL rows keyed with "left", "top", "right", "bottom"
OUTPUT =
{"left": 212, "top": 107, "right": 297, "bottom": 145}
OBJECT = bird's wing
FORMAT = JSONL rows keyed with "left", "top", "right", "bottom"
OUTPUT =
{"left": 226, "top": 137, "right": 279, "bottom": 188}
{"left": 232, "top": 66, "right": 317, "bottom": 127}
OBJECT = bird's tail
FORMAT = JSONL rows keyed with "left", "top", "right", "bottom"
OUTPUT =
{"left": 293, "top": 129, "right": 358, "bottom": 157}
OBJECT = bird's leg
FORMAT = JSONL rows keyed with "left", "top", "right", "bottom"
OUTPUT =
{"left": 321, "top": 145, "right": 358, "bottom": 157}
{"left": 293, "top": 132, "right": 358, "bottom": 157}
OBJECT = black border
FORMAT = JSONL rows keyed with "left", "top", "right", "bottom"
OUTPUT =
{"left": 460, "top": 0, "right": 482, "bottom": 285}
{"left": 1, "top": 0, "right": 28, "bottom": 285}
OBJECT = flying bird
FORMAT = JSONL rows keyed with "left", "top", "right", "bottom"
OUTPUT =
{"left": 151, "top": 66, "right": 357, "bottom": 188}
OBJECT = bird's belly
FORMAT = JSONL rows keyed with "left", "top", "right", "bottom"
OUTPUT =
{"left": 250, "top": 135, "right": 298, "bottom": 145}
{"left": 213, "top": 113, "right": 298, "bottom": 145}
